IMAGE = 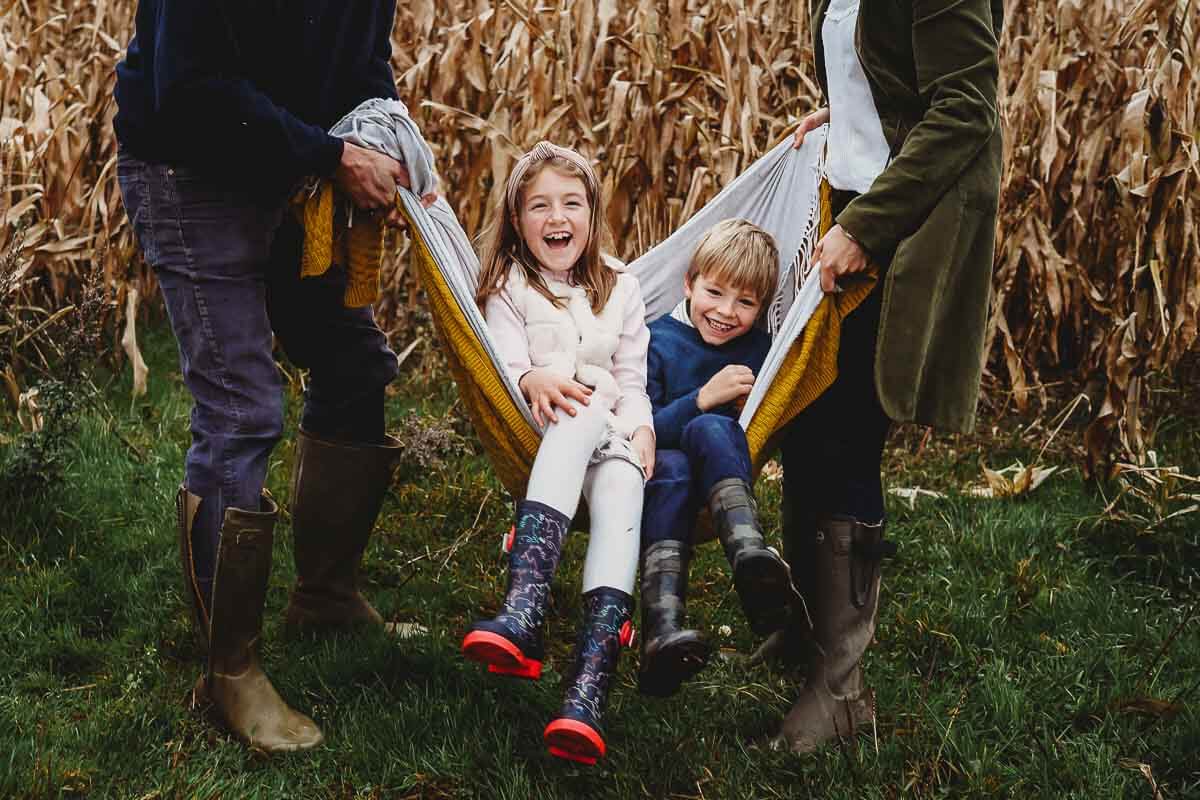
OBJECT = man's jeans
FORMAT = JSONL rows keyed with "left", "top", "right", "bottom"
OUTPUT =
{"left": 641, "top": 414, "right": 752, "bottom": 546}
{"left": 117, "top": 152, "right": 398, "bottom": 604}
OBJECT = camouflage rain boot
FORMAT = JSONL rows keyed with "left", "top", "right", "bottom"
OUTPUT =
{"left": 283, "top": 429, "right": 401, "bottom": 633}
{"left": 543, "top": 587, "right": 635, "bottom": 764}
{"left": 461, "top": 500, "right": 569, "bottom": 679}
{"left": 748, "top": 496, "right": 818, "bottom": 667}
{"left": 773, "top": 514, "right": 894, "bottom": 753}
{"left": 709, "top": 477, "right": 797, "bottom": 635}
{"left": 637, "top": 540, "right": 711, "bottom": 697}
{"left": 191, "top": 492, "right": 324, "bottom": 752}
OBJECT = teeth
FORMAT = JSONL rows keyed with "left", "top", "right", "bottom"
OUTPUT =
{"left": 707, "top": 318, "right": 733, "bottom": 332}
{"left": 545, "top": 232, "right": 570, "bottom": 241}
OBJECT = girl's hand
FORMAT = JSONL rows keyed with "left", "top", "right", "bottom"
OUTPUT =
{"left": 813, "top": 224, "right": 869, "bottom": 293}
{"left": 792, "top": 107, "right": 830, "bottom": 148}
{"left": 519, "top": 368, "right": 592, "bottom": 427}
{"left": 697, "top": 365, "right": 756, "bottom": 412}
{"left": 631, "top": 426, "right": 655, "bottom": 480}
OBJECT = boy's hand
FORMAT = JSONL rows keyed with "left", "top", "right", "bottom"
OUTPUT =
{"left": 519, "top": 368, "right": 592, "bottom": 427}
{"left": 631, "top": 425, "right": 655, "bottom": 480}
{"left": 697, "top": 365, "right": 755, "bottom": 412}
{"left": 792, "top": 107, "right": 830, "bottom": 148}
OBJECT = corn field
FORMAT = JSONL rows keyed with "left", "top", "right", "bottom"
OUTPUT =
{"left": 1, "top": 0, "right": 1197, "bottom": 465}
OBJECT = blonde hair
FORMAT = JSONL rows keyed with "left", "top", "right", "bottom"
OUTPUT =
{"left": 685, "top": 218, "right": 780, "bottom": 307}
{"left": 476, "top": 142, "right": 615, "bottom": 314}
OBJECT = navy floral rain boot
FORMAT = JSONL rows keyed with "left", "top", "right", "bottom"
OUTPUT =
{"left": 461, "top": 500, "right": 569, "bottom": 679}
{"left": 543, "top": 587, "right": 635, "bottom": 764}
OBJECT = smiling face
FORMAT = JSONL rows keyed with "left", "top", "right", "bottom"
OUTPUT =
{"left": 684, "top": 272, "right": 764, "bottom": 346}
{"left": 515, "top": 167, "right": 592, "bottom": 277}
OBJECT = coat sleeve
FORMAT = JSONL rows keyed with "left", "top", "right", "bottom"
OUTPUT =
{"left": 355, "top": 0, "right": 401, "bottom": 103}
{"left": 835, "top": 0, "right": 1000, "bottom": 258}
{"left": 149, "top": 1, "right": 343, "bottom": 181}
{"left": 646, "top": 337, "right": 700, "bottom": 449}
{"left": 611, "top": 276, "right": 654, "bottom": 438}
{"left": 483, "top": 279, "right": 533, "bottom": 393}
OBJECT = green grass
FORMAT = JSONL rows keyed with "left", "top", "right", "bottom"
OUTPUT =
{"left": 2, "top": 325, "right": 1198, "bottom": 798}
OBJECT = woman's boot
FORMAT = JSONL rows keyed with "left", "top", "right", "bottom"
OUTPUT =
{"left": 773, "top": 514, "right": 894, "bottom": 753}
{"left": 543, "top": 587, "right": 635, "bottom": 764}
{"left": 708, "top": 477, "right": 797, "bottom": 635}
{"left": 637, "top": 540, "right": 711, "bottom": 697}
{"left": 461, "top": 500, "right": 569, "bottom": 679}
{"left": 189, "top": 492, "right": 324, "bottom": 751}
{"left": 284, "top": 429, "right": 401, "bottom": 632}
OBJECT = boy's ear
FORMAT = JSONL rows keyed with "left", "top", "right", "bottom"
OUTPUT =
{"left": 682, "top": 273, "right": 694, "bottom": 299}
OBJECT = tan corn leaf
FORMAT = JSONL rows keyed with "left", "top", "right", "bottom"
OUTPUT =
{"left": 121, "top": 287, "right": 148, "bottom": 399}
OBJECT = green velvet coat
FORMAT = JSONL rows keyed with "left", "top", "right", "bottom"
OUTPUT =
{"left": 813, "top": 0, "right": 1004, "bottom": 433}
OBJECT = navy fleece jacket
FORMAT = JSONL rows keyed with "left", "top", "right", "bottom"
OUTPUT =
{"left": 114, "top": 1, "right": 398, "bottom": 196}
{"left": 647, "top": 314, "right": 771, "bottom": 448}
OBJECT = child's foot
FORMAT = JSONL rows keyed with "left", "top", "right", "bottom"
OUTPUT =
{"left": 638, "top": 629, "right": 711, "bottom": 697}
{"left": 732, "top": 545, "right": 798, "bottom": 635}
{"left": 543, "top": 587, "right": 634, "bottom": 765}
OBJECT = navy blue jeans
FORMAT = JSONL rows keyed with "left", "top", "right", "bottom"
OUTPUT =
{"left": 117, "top": 152, "right": 398, "bottom": 603}
{"left": 641, "top": 414, "right": 752, "bottom": 546}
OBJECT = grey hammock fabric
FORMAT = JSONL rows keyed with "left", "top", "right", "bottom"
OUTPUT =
{"left": 392, "top": 128, "right": 831, "bottom": 432}
{"left": 330, "top": 98, "right": 439, "bottom": 198}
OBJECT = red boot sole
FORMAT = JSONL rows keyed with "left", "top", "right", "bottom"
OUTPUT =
{"left": 461, "top": 631, "right": 542, "bottom": 679}
{"left": 544, "top": 718, "right": 605, "bottom": 765}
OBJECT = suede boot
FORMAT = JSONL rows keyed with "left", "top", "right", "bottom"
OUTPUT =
{"left": 461, "top": 500, "right": 569, "bottom": 679}
{"left": 543, "top": 587, "right": 635, "bottom": 765}
{"left": 637, "top": 540, "right": 711, "bottom": 697}
{"left": 283, "top": 429, "right": 400, "bottom": 632}
{"left": 188, "top": 492, "right": 324, "bottom": 752}
{"left": 772, "top": 514, "right": 894, "bottom": 753}
{"left": 709, "top": 477, "right": 797, "bottom": 635}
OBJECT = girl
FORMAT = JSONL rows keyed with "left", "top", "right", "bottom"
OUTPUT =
{"left": 461, "top": 141, "right": 655, "bottom": 765}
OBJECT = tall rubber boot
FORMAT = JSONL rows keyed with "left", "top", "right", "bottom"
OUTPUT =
{"left": 461, "top": 500, "right": 569, "bottom": 680}
{"left": 283, "top": 429, "right": 400, "bottom": 632}
{"left": 709, "top": 477, "right": 797, "bottom": 635}
{"left": 637, "top": 540, "right": 711, "bottom": 697}
{"left": 177, "top": 487, "right": 211, "bottom": 649}
{"left": 543, "top": 587, "right": 635, "bottom": 765}
{"left": 773, "top": 514, "right": 895, "bottom": 753}
{"left": 748, "top": 496, "right": 817, "bottom": 667}
{"left": 191, "top": 492, "right": 324, "bottom": 752}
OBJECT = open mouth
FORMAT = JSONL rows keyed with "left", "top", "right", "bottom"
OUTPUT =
{"left": 705, "top": 316, "right": 736, "bottom": 335}
{"left": 544, "top": 231, "right": 573, "bottom": 250}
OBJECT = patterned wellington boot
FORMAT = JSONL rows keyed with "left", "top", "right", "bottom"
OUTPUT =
{"left": 543, "top": 587, "right": 635, "bottom": 765}
{"left": 637, "top": 540, "right": 711, "bottom": 697}
{"left": 461, "top": 500, "right": 569, "bottom": 679}
{"left": 709, "top": 478, "right": 798, "bottom": 635}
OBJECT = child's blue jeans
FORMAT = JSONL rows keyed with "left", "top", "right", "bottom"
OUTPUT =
{"left": 641, "top": 414, "right": 752, "bottom": 546}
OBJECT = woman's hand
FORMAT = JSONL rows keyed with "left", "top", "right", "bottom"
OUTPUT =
{"left": 519, "top": 368, "right": 592, "bottom": 427}
{"left": 792, "top": 107, "right": 830, "bottom": 148}
{"left": 814, "top": 224, "right": 869, "bottom": 293}
{"left": 631, "top": 425, "right": 655, "bottom": 480}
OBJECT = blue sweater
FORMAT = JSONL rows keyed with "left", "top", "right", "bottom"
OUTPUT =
{"left": 647, "top": 315, "right": 771, "bottom": 448}
{"left": 114, "top": 1, "right": 398, "bottom": 197}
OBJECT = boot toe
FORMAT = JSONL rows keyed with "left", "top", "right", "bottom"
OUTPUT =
{"left": 638, "top": 631, "right": 711, "bottom": 697}
{"left": 734, "top": 549, "right": 798, "bottom": 635}
{"left": 544, "top": 717, "right": 605, "bottom": 764}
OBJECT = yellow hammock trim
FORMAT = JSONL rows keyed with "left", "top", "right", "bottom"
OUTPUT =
{"left": 401, "top": 180, "right": 876, "bottom": 504}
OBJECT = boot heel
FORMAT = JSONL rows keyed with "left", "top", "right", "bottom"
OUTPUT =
{"left": 733, "top": 549, "right": 796, "bottom": 635}
{"left": 461, "top": 631, "right": 543, "bottom": 680}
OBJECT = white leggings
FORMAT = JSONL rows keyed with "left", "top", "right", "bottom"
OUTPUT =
{"left": 525, "top": 401, "right": 643, "bottom": 595}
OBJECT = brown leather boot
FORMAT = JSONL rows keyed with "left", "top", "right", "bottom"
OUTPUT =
{"left": 283, "top": 429, "right": 400, "bottom": 632}
{"left": 192, "top": 493, "right": 324, "bottom": 752}
{"left": 772, "top": 514, "right": 894, "bottom": 753}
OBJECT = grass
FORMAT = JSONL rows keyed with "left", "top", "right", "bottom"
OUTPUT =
{"left": 1, "top": 324, "right": 1198, "bottom": 799}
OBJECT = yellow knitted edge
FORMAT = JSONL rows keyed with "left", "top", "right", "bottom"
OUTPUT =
{"left": 400, "top": 204, "right": 540, "bottom": 499}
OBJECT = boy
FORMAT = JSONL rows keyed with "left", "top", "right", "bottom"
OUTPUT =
{"left": 637, "top": 218, "right": 796, "bottom": 696}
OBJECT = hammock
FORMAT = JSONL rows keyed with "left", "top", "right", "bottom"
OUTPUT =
{"left": 396, "top": 128, "right": 874, "bottom": 500}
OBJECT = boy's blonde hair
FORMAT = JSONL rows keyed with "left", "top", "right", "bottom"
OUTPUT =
{"left": 686, "top": 218, "right": 779, "bottom": 307}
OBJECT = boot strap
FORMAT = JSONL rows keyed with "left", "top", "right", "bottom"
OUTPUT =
{"left": 849, "top": 527, "right": 895, "bottom": 609}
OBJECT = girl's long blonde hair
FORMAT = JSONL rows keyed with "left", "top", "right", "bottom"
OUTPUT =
{"left": 476, "top": 142, "right": 615, "bottom": 314}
